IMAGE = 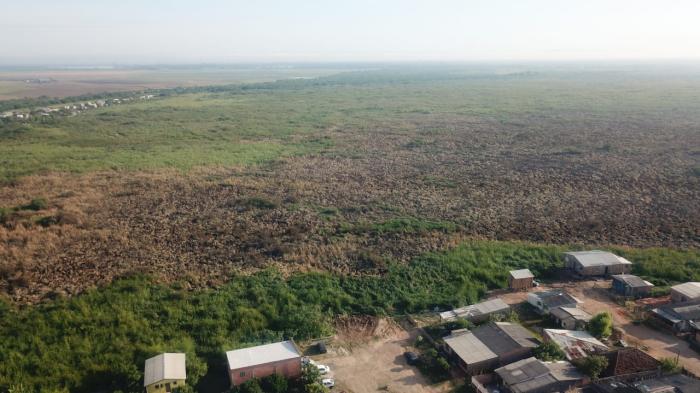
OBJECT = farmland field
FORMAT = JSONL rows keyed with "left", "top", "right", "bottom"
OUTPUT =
{"left": 0, "top": 65, "right": 699, "bottom": 391}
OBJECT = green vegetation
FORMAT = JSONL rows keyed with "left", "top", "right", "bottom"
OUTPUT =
{"left": 573, "top": 355, "right": 609, "bottom": 379}
{"left": 2, "top": 239, "right": 695, "bottom": 392}
{"left": 0, "top": 198, "right": 48, "bottom": 225}
{"left": 588, "top": 312, "right": 614, "bottom": 339}
{"left": 416, "top": 348, "right": 451, "bottom": 383}
{"left": 659, "top": 357, "right": 682, "bottom": 373}
{"left": 533, "top": 341, "right": 566, "bottom": 361}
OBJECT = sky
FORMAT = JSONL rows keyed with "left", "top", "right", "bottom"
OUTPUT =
{"left": 2, "top": 0, "right": 700, "bottom": 65}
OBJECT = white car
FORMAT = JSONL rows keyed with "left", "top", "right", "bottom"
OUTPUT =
{"left": 317, "top": 364, "right": 331, "bottom": 374}
{"left": 302, "top": 357, "right": 316, "bottom": 365}
{"left": 322, "top": 378, "right": 335, "bottom": 388}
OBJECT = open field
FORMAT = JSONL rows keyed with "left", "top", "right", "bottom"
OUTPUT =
{"left": 0, "top": 65, "right": 353, "bottom": 100}
{"left": 0, "top": 67, "right": 699, "bottom": 392}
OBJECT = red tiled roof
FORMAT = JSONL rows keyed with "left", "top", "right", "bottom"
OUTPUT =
{"left": 601, "top": 348, "right": 659, "bottom": 377}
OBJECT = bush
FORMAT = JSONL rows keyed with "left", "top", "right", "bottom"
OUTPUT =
{"left": 232, "top": 379, "right": 263, "bottom": 393}
{"left": 659, "top": 357, "right": 681, "bottom": 373}
{"left": 574, "top": 355, "right": 608, "bottom": 379}
{"left": 588, "top": 312, "right": 613, "bottom": 338}
{"left": 23, "top": 198, "right": 48, "bottom": 211}
{"left": 260, "top": 373, "right": 288, "bottom": 393}
{"left": 533, "top": 341, "right": 565, "bottom": 361}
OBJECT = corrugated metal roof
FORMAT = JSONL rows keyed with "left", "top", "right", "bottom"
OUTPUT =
{"left": 565, "top": 251, "right": 632, "bottom": 267}
{"left": 439, "top": 298, "right": 510, "bottom": 321}
{"left": 653, "top": 300, "right": 700, "bottom": 322}
{"left": 510, "top": 269, "right": 535, "bottom": 280}
{"left": 144, "top": 353, "right": 186, "bottom": 387}
{"left": 543, "top": 329, "right": 608, "bottom": 360}
{"left": 226, "top": 341, "right": 301, "bottom": 370}
{"left": 472, "top": 322, "right": 538, "bottom": 356}
{"left": 671, "top": 282, "right": 700, "bottom": 299}
{"left": 550, "top": 306, "right": 592, "bottom": 322}
{"left": 531, "top": 290, "right": 580, "bottom": 309}
{"left": 496, "top": 357, "right": 583, "bottom": 393}
{"left": 444, "top": 331, "right": 497, "bottom": 365}
{"left": 612, "top": 274, "right": 653, "bottom": 288}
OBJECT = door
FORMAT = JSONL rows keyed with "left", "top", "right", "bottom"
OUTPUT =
{"left": 165, "top": 383, "right": 172, "bottom": 393}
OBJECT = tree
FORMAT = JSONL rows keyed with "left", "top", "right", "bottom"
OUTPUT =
{"left": 533, "top": 341, "right": 565, "bottom": 361}
{"left": 574, "top": 355, "right": 609, "bottom": 379}
{"left": 232, "top": 379, "right": 263, "bottom": 393}
{"left": 304, "top": 383, "right": 329, "bottom": 393}
{"left": 300, "top": 363, "right": 322, "bottom": 386}
{"left": 588, "top": 312, "right": 613, "bottom": 338}
{"left": 261, "top": 373, "right": 288, "bottom": 393}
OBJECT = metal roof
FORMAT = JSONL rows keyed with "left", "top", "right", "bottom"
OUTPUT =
{"left": 510, "top": 269, "right": 535, "bottom": 280}
{"left": 226, "top": 341, "right": 301, "bottom": 370}
{"left": 496, "top": 357, "right": 583, "bottom": 393}
{"left": 612, "top": 274, "right": 653, "bottom": 288}
{"left": 472, "top": 322, "right": 538, "bottom": 356}
{"left": 671, "top": 282, "right": 700, "bottom": 300}
{"left": 144, "top": 353, "right": 186, "bottom": 387}
{"left": 531, "top": 290, "right": 580, "bottom": 309}
{"left": 564, "top": 251, "right": 632, "bottom": 267}
{"left": 444, "top": 331, "right": 498, "bottom": 365}
{"left": 439, "top": 298, "right": 510, "bottom": 321}
{"left": 543, "top": 329, "right": 608, "bottom": 360}
{"left": 550, "top": 306, "right": 592, "bottom": 322}
{"left": 653, "top": 300, "right": 700, "bottom": 322}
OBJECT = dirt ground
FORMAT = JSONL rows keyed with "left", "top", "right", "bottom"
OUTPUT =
{"left": 309, "top": 317, "right": 452, "bottom": 393}
{"left": 498, "top": 281, "right": 700, "bottom": 375}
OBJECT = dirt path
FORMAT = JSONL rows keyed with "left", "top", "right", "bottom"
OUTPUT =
{"left": 312, "top": 318, "right": 450, "bottom": 393}
{"left": 498, "top": 281, "right": 700, "bottom": 375}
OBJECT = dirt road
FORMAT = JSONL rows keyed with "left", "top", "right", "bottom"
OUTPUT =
{"left": 498, "top": 281, "right": 700, "bottom": 375}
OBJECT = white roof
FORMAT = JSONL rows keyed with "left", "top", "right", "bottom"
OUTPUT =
{"left": 226, "top": 341, "right": 301, "bottom": 370}
{"left": 543, "top": 329, "right": 608, "bottom": 360}
{"left": 671, "top": 282, "right": 700, "bottom": 299}
{"left": 510, "top": 269, "right": 535, "bottom": 279}
{"left": 439, "top": 298, "right": 510, "bottom": 321}
{"left": 144, "top": 353, "right": 186, "bottom": 387}
{"left": 564, "top": 250, "right": 632, "bottom": 267}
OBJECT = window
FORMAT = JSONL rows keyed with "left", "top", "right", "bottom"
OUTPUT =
{"left": 240, "top": 372, "right": 246, "bottom": 377}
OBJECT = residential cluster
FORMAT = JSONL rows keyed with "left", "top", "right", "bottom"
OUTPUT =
{"left": 434, "top": 250, "right": 700, "bottom": 393}
{"left": 0, "top": 94, "right": 156, "bottom": 121}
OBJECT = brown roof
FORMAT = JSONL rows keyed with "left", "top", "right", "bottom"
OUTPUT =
{"left": 600, "top": 348, "right": 659, "bottom": 377}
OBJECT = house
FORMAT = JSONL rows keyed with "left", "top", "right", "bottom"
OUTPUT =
{"left": 670, "top": 282, "right": 700, "bottom": 303}
{"left": 144, "top": 353, "right": 186, "bottom": 393}
{"left": 598, "top": 348, "right": 660, "bottom": 379}
{"left": 550, "top": 306, "right": 592, "bottom": 330}
{"left": 443, "top": 322, "right": 539, "bottom": 374}
{"left": 543, "top": 329, "right": 608, "bottom": 360}
{"left": 611, "top": 275, "right": 654, "bottom": 299}
{"left": 650, "top": 300, "right": 700, "bottom": 333}
{"left": 440, "top": 298, "right": 511, "bottom": 323}
{"left": 593, "top": 374, "right": 700, "bottom": 393}
{"left": 527, "top": 290, "right": 580, "bottom": 315}
{"left": 509, "top": 269, "right": 535, "bottom": 291}
{"left": 564, "top": 251, "right": 632, "bottom": 277}
{"left": 226, "top": 340, "right": 302, "bottom": 387}
{"left": 494, "top": 357, "right": 585, "bottom": 393}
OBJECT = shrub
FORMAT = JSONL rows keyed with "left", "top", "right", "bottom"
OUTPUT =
{"left": 588, "top": 312, "right": 613, "bottom": 338}
{"left": 260, "top": 373, "right": 288, "bottom": 393}
{"left": 659, "top": 357, "right": 681, "bottom": 373}
{"left": 23, "top": 198, "right": 48, "bottom": 211}
{"left": 574, "top": 355, "right": 608, "bottom": 379}
{"left": 534, "top": 341, "right": 565, "bottom": 361}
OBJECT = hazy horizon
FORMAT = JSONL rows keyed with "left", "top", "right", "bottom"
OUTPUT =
{"left": 3, "top": 0, "right": 700, "bottom": 66}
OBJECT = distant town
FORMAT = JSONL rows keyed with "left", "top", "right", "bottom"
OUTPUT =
{"left": 0, "top": 93, "right": 157, "bottom": 121}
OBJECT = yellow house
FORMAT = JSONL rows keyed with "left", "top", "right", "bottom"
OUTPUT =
{"left": 144, "top": 353, "right": 187, "bottom": 393}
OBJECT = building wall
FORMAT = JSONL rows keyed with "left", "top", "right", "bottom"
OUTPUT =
{"left": 670, "top": 288, "right": 699, "bottom": 303}
{"left": 229, "top": 358, "right": 301, "bottom": 386}
{"left": 498, "top": 347, "right": 534, "bottom": 367}
{"left": 145, "top": 379, "right": 186, "bottom": 393}
{"left": 509, "top": 277, "right": 534, "bottom": 290}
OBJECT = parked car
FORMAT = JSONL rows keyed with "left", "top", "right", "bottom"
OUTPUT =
{"left": 317, "top": 364, "right": 331, "bottom": 374}
{"left": 322, "top": 378, "right": 335, "bottom": 388}
{"left": 404, "top": 351, "right": 419, "bottom": 365}
{"left": 317, "top": 342, "right": 327, "bottom": 354}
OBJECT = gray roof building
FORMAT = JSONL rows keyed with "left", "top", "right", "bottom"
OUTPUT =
{"left": 564, "top": 251, "right": 632, "bottom": 276}
{"left": 527, "top": 290, "right": 580, "bottom": 314}
{"left": 439, "top": 298, "right": 511, "bottom": 322}
{"left": 671, "top": 282, "right": 700, "bottom": 303}
{"left": 495, "top": 357, "right": 585, "bottom": 393}
{"left": 651, "top": 300, "right": 700, "bottom": 333}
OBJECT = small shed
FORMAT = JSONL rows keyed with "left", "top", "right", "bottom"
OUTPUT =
{"left": 144, "top": 353, "right": 186, "bottom": 393}
{"left": 550, "top": 307, "right": 592, "bottom": 330}
{"left": 509, "top": 269, "right": 535, "bottom": 291}
{"left": 611, "top": 275, "right": 654, "bottom": 299}
{"left": 670, "top": 282, "right": 700, "bottom": 303}
{"left": 527, "top": 290, "right": 580, "bottom": 315}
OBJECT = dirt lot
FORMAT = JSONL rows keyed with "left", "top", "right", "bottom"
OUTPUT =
{"left": 309, "top": 317, "right": 452, "bottom": 393}
{"left": 499, "top": 281, "right": 700, "bottom": 375}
